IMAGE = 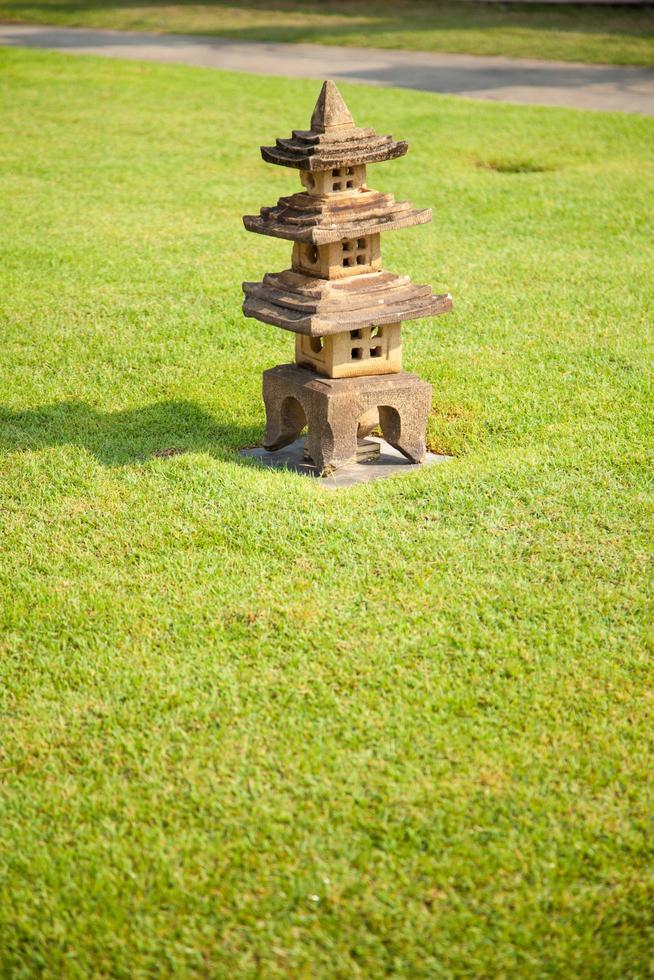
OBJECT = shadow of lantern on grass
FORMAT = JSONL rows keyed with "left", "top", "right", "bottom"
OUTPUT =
{"left": 0, "top": 400, "right": 258, "bottom": 467}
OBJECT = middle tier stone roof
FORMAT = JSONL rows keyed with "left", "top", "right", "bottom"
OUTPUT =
{"left": 243, "top": 188, "right": 431, "bottom": 245}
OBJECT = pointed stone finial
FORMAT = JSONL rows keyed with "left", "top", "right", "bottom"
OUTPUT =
{"left": 310, "top": 80, "right": 355, "bottom": 134}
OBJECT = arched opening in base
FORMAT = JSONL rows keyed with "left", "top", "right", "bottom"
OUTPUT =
{"left": 280, "top": 396, "right": 307, "bottom": 437}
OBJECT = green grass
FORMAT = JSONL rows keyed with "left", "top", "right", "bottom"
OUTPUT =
{"left": 1, "top": 47, "right": 654, "bottom": 977}
{"left": 2, "top": 0, "right": 654, "bottom": 67}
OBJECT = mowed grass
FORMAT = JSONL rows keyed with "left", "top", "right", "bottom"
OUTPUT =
{"left": 2, "top": 0, "right": 654, "bottom": 67}
{"left": 1, "top": 47, "right": 654, "bottom": 977}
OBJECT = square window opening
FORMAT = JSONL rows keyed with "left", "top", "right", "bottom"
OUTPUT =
{"left": 350, "top": 329, "right": 362, "bottom": 339}
{"left": 357, "top": 238, "right": 366, "bottom": 249}
{"left": 342, "top": 241, "right": 353, "bottom": 252}
{"left": 343, "top": 257, "right": 352, "bottom": 267}
{"left": 332, "top": 168, "right": 341, "bottom": 177}
{"left": 346, "top": 180, "right": 354, "bottom": 189}
{"left": 370, "top": 346, "right": 382, "bottom": 358}
{"left": 332, "top": 182, "right": 342, "bottom": 192}
{"left": 356, "top": 255, "right": 366, "bottom": 265}
{"left": 371, "top": 325, "right": 383, "bottom": 338}
{"left": 351, "top": 348, "right": 363, "bottom": 360}
{"left": 346, "top": 167, "right": 354, "bottom": 175}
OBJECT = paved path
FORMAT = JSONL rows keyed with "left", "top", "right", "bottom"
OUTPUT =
{"left": 2, "top": 23, "right": 653, "bottom": 114}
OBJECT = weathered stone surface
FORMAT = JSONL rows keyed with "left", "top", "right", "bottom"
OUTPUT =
{"left": 304, "top": 437, "right": 380, "bottom": 462}
{"left": 295, "top": 322, "right": 402, "bottom": 379}
{"left": 291, "top": 233, "right": 381, "bottom": 280}
{"left": 243, "top": 186, "right": 431, "bottom": 245}
{"left": 261, "top": 80, "right": 408, "bottom": 171}
{"left": 300, "top": 164, "right": 366, "bottom": 196}
{"left": 262, "top": 131, "right": 408, "bottom": 172}
{"left": 310, "top": 80, "right": 355, "bottom": 133}
{"left": 262, "top": 363, "right": 432, "bottom": 474}
{"left": 243, "top": 269, "right": 452, "bottom": 336}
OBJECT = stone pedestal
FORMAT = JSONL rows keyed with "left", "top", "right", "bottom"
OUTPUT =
{"left": 262, "top": 364, "right": 432, "bottom": 475}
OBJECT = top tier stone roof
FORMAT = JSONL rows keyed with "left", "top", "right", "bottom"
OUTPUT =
{"left": 261, "top": 80, "right": 408, "bottom": 171}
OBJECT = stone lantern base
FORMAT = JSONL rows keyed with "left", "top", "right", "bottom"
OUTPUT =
{"left": 262, "top": 364, "right": 432, "bottom": 475}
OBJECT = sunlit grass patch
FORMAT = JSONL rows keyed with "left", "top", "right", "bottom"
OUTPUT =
{"left": 0, "top": 48, "right": 653, "bottom": 977}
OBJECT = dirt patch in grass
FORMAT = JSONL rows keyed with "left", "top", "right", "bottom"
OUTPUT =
{"left": 477, "top": 158, "right": 554, "bottom": 174}
{"left": 151, "top": 447, "right": 187, "bottom": 458}
{"left": 427, "top": 404, "right": 482, "bottom": 456}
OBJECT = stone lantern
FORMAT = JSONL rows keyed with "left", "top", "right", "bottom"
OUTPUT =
{"left": 242, "top": 80, "right": 452, "bottom": 474}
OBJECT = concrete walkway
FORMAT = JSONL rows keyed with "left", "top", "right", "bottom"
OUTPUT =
{"left": 2, "top": 23, "right": 653, "bottom": 114}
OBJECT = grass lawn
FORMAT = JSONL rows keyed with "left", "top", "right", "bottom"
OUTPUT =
{"left": 2, "top": 0, "right": 654, "bottom": 67}
{"left": 1, "top": 47, "right": 654, "bottom": 976}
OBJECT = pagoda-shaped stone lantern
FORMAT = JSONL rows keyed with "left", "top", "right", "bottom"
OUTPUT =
{"left": 243, "top": 80, "right": 452, "bottom": 474}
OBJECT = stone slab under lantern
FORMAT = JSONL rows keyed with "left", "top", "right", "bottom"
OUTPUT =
{"left": 240, "top": 438, "right": 451, "bottom": 489}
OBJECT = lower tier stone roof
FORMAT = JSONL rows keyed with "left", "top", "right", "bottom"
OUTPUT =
{"left": 242, "top": 269, "right": 452, "bottom": 337}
